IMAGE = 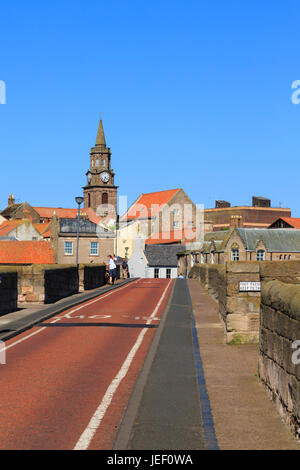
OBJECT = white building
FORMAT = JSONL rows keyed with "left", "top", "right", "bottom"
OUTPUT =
{"left": 128, "top": 237, "right": 185, "bottom": 279}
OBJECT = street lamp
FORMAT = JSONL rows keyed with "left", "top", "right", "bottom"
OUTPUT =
{"left": 75, "top": 196, "right": 84, "bottom": 267}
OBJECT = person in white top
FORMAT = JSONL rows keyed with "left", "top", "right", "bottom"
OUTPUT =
{"left": 107, "top": 255, "right": 117, "bottom": 284}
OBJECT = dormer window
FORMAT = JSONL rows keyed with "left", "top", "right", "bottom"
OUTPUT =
{"left": 231, "top": 248, "right": 239, "bottom": 261}
{"left": 257, "top": 250, "right": 265, "bottom": 261}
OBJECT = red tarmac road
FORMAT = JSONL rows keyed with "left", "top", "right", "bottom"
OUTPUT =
{"left": 0, "top": 278, "right": 173, "bottom": 450}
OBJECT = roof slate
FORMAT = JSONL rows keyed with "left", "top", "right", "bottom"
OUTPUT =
{"left": 237, "top": 228, "right": 300, "bottom": 252}
{"left": 144, "top": 244, "right": 186, "bottom": 267}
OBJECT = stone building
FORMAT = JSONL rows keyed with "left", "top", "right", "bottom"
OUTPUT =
{"left": 83, "top": 118, "right": 118, "bottom": 217}
{"left": 205, "top": 196, "right": 291, "bottom": 230}
{"left": 200, "top": 228, "right": 300, "bottom": 264}
{"left": 49, "top": 215, "right": 114, "bottom": 264}
{"left": 118, "top": 188, "right": 197, "bottom": 259}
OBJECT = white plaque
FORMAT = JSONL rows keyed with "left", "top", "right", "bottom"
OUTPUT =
{"left": 239, "top": 281, "right": 261, "bottom": 292}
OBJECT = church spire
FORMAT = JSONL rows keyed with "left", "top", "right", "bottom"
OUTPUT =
{"left": 95, "top": 116, "right": 106, "bottom": 147}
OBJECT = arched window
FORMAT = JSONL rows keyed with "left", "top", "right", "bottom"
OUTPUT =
{"left": 257, "top": 250, "right": 265, "bottom": 261}
{"left": 87, "top": 193, "right": 91, "bottom": 208}
{"left": 102, "top": 159, "right": 106, "bottom": 167}
{"left": 96, "top": 158, "right": 99, "bottom": 166}
{"left": 231, "top": 248, "right": 239, "bottom": 261}
{"left": 102, "top": 192, "right": 108, "bottom": 204}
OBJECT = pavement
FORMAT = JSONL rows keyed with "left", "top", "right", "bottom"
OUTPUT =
{"left": 188, "top": 279, "right": 300, "bottom": 450}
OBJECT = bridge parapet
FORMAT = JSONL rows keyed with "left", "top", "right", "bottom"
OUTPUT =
{"left": 190, "top": 260, "right": 300, "bottom": 344}
{"left": 259, "top": 280, "right": 300, "bottom": 438}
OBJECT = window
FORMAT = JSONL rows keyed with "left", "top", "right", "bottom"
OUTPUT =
{"left": 87, "top": 193, "right": 91, "bottom": 208}
{"left": 90, "top": 242, "right": 99, "bottom": 256}
{"left": 102, "top": 159, "right": 105, "bottom": 167}
{"left": 102, "top": 192, "right": 108, "bottom": 204}
{"left": 231, "top": 248, "right": 239, "bottom": 261}
{"left": 96, "top": 158, "right": 99, "bottom": 166}
{"left": 257, "top": 250, "right": 265, "bottom": 261}
{"left": 173, "top": 221, "right": 179, "bottom": 228}
{"left": 280, "top": 255, "right": 283, "bottom": 260}
{"left": 288, "top": 255, "right": 292, "bottom": 260}
{"left": 154, "top": 268, "right": 159, "bottom": 278}
{"left": 166, "top": 268, "right": 171, "bottom": 279}
{"left": 64, "top": 241, "right": 73, "bottom": 255}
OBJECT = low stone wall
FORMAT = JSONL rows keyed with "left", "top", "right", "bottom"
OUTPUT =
{"left": 259, "top": 280, "right": 300, "bottom": 437}
{"left": 193, "top": 262, "right": 260, "bottom": 343}
{"left": 193, "top": 261, "right": 300, "bottom": 344}
{"left": 226, "top": 262, "right": 260, "bottom": 344}
{"left": 0, "top": 268, "right": 18, "bottom": 315}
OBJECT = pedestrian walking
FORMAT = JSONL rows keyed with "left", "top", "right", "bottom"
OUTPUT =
{"left": 121, "top": 258, "right": 128, "bottom": 279}
{"left": 107, "top": 255, "right": 117, "bottom": 285}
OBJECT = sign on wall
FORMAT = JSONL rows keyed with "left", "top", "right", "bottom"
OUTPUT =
{"left": 239, "top": 281, "right": 261, "bottom": 292}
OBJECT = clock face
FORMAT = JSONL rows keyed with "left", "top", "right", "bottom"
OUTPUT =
{"left": 100, "top": 172, "right": 110, "bottom": 183}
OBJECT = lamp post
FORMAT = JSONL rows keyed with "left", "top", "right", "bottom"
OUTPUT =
{"left": 75, "top": 196, "right": 84, "bottom": 267}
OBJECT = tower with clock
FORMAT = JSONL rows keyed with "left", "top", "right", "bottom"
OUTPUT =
{"left": 83, "top": 117, "right": 118, "bottom": 217}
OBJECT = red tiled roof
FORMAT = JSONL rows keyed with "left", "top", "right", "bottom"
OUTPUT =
{"left": 33, "top": 207, "right": 103, "bottom": 224}
{"left": 146, "top": 228, "right": 195, "bottom": 245}
{"left": 281, "top": 217, "right": 300, "bottom": 229}
{"left": 34, "top": 207, "right": 78, "bottom": 219}
{"left": 123, "top": 189, "right": 179, "bottom": 221}
{"left": 0, "top": 241, "right": 55, "bottom": 264}
{"left": 33, "top": 223, "right": 50, "bottom": 235}
{"left": 0, "top": 220, "right": 22, "bottom": 237}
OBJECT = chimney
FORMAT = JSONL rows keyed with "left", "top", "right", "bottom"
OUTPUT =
{"left": 229, "top": 215, "right": 243, "bottom": 229}
{"left": 215, "top": 200, "right": 231, "bottom": 208}
{"left": 8, "top": 194, "right": 15, "bottom": 206}
{"left": 252, "top": 196, "right": 271, "bottom": 208}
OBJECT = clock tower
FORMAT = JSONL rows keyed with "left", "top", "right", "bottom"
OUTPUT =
{"left": 83, "top": 117, "right": 118, "bottom": 217}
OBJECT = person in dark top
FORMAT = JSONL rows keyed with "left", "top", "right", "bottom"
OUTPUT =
{"left": 121, "top": 258, "right": 128, "bottom": 279}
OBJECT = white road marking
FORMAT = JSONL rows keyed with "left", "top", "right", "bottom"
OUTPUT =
{"left": 73, "top": 279, "right": 172, "bottom": 451}
{"left": 5, "top": 280, "right": 139, "bottom": 351}
{"left": 5, "top": 318, "right": 61, "bottom": 351}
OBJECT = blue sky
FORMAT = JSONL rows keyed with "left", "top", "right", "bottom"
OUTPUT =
{"left": 1, "top": 0, "right": 300, "bottom": 215}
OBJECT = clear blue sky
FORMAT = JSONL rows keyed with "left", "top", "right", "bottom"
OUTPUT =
{"left": 1, "top": 0, "right": 300, "bottom": 215}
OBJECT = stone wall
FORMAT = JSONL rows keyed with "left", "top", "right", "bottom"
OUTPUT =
{"left": 259, "top": 280, "right": 300, "bottom": 437}
{"left": 2, "top": 264, "right": 109, "bottom": 305}
{"left": 193, "top": 262, "right": 260, "bottom": 343}
{"left": 225, "top": 262, "right": 260, "bottom": 343}
{"left": 193, "top": 261, "right": 300, "bottom": 344}
{"left": 0, "top": 268, "right": 18, "bottom": 315}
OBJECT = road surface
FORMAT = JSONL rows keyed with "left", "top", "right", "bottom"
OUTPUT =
{"left": 0, "top": 278, "right": 172, "bottom": 450}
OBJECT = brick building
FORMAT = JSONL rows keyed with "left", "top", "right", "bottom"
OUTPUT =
{"left": 205, "top": 196, "right": 291, "bottom": 231}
